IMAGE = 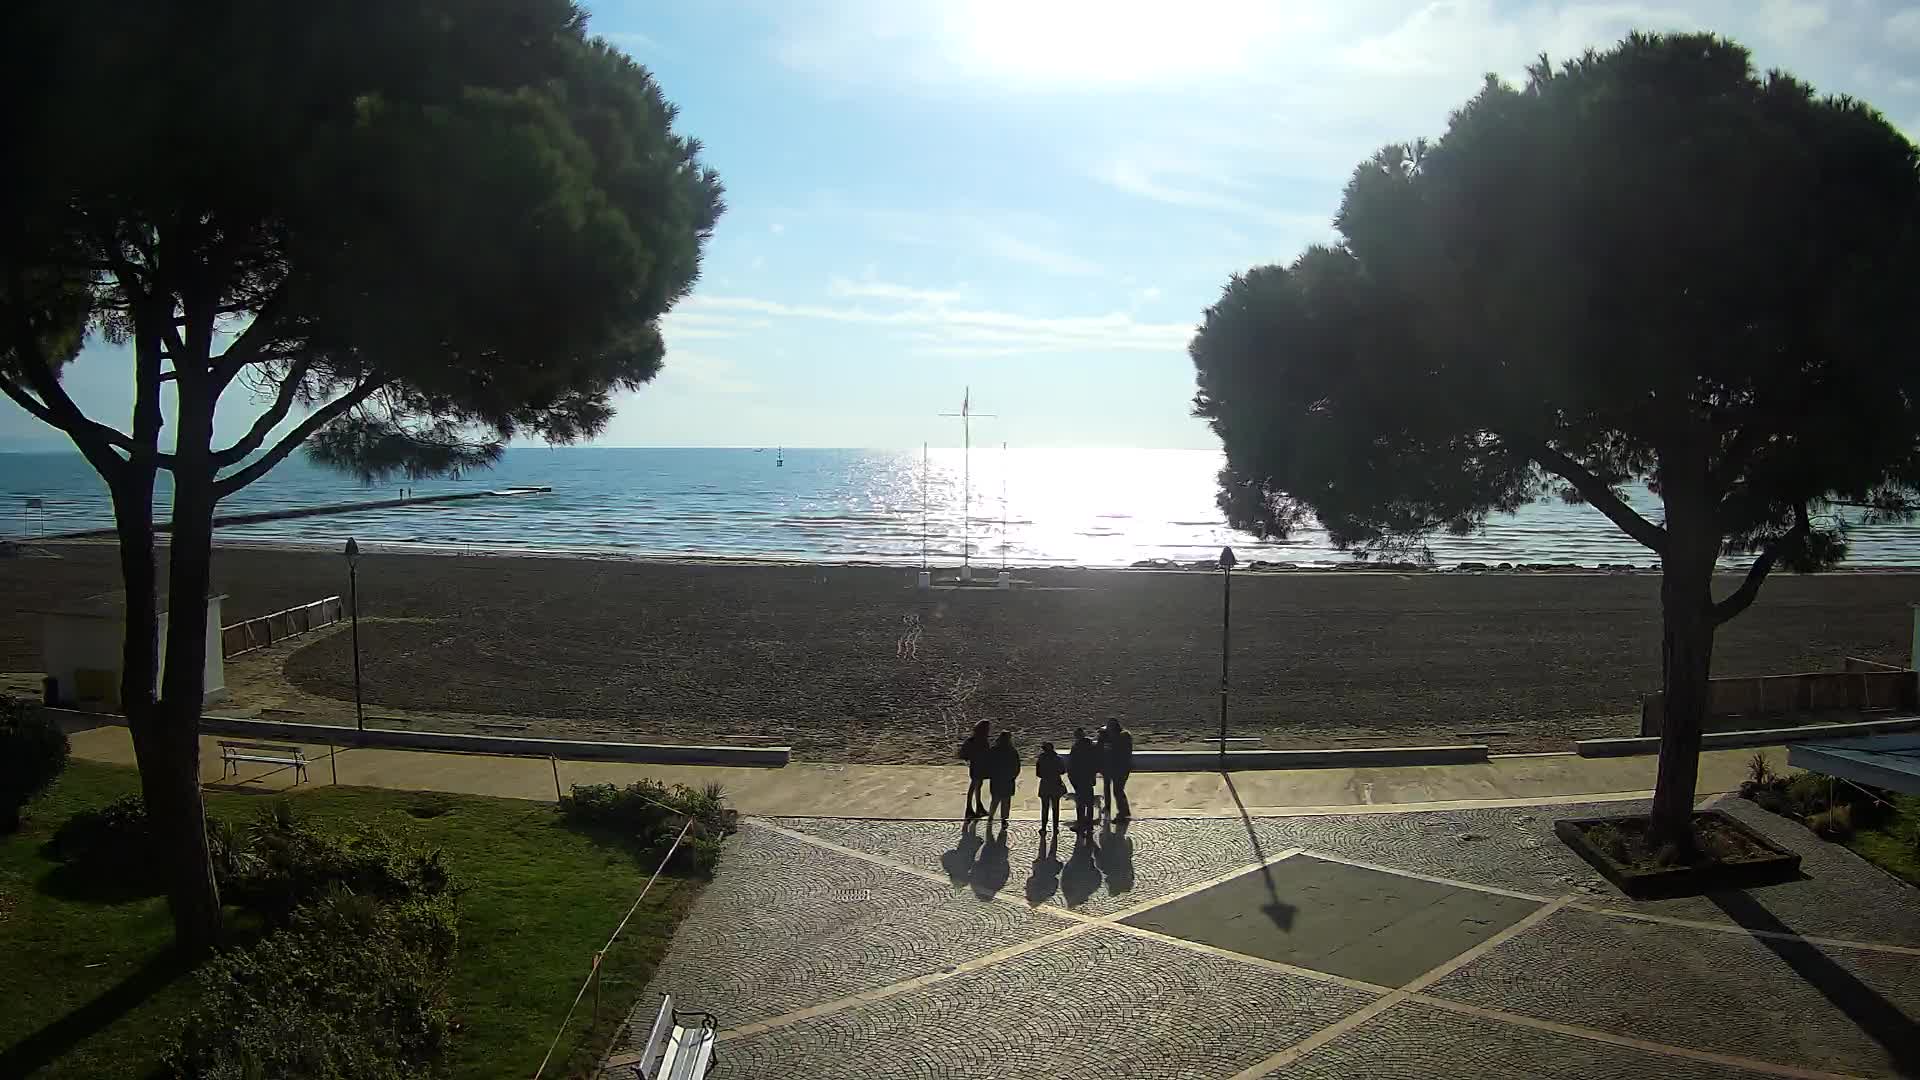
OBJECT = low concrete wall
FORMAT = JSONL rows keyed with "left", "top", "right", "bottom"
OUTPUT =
{"left": 43, "top": 707, "right": 789, "bottom": 767}
{"left": 1135, "top": 744, "right": 1488, "bottom": 771}
{"left": 1578, "top": 714, "right": 1920, "bottom": 758}
{"left": 1639, "top": 668, "right": 1918, "bottom": 736}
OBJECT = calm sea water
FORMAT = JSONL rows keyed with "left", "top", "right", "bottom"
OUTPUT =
{"left": 2, "top": 446, "right": 1917, "bottom": 568}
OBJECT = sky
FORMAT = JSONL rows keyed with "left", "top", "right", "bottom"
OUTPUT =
{"left": 6, "top": 0, "right": 1918, "bottom": 452}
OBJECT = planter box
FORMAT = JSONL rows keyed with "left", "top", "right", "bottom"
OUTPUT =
{"left": 1554, "top": 810, "right": 1803, "bottom": 899}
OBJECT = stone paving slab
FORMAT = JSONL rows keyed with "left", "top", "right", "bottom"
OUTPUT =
{"left": 768, "top": 816, "right": 1292, "bottom": 917}
{"left": 1122, "top": 854, "right": 1544, "bottom": 987}
{"left": 688, "top": 927, "right": 1376, "bottom": 1080}
{"left": 1424, "top": 906, "right": 1920, "bottom": 1077}
{"left": 1257, "top": 798, "right": 1920, "bottom": 948}
{"left": 1280, "top": 999, "right": 1788, "bottom": 1079}
{"left": 619, "top": 823, "right": 1069, "bottom": 1040}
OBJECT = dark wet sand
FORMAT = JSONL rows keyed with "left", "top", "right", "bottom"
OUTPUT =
{"left": 4, "top": 543, "right": 1915, "bottom": 763}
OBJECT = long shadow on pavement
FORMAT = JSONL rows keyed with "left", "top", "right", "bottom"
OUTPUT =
{"left": 1711, "top": 890, "right": 1920, "bottom": 1075}
{"left": 1224, "top": 772, "right": 1298, "bottom": 929}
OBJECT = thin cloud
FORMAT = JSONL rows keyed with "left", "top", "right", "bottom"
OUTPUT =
{"left": 829, "top": 278, "right": 965, "bottom": 305}
{"left": 681, "top": 293, "right": 1189, "bottom": 353}
{"left": 979, "top": 232, "right": 1103, "bottom": 276}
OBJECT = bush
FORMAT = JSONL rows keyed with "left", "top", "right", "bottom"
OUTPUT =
{"left": 225, "top": 799, "right": 454, "bottom": 926}
{"left": 166, "top": 889, "right": 458, "bottom": 1080}
{"left": 1, "top": 697, "right": 70, "bottom": 831}
{"left": 1810, "top": 803, "right": 1855, "bottom": 840}
{"left": 559, "top": 779, "right": 737, "bottom": 874}
{"left": 49, "top": 793, "right": 150, "bottom": 864}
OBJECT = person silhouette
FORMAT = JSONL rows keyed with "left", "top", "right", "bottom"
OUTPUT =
{"left": 985, "top": 730, "right": 1020, "bottom": 829}
{"left": 957, "top": 720, "right": 991, "bottom": 819}
{"left": 1034, "top": 740, "right": 1067, "bottom": 833}
{"left": 1099, "top": 719, "right": 1134, "bottom": 823}
{"left": 1067, "top": 727, "right": 1100, "bottom": 834}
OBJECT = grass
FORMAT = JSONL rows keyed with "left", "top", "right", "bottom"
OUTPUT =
{"left": 0, "top": 760, "right": 700, "bottom": 1079}
{"left": 1844, "top": 792, "right": 1920, "bottom": 887}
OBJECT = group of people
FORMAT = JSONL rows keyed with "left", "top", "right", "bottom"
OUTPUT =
{"left": 957, "top": 718, "right": 1133, "bottom": 833}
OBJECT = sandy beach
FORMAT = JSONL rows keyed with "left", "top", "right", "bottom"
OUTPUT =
{"left": 4, "top": 542, "right": 1917, "bottom": 763}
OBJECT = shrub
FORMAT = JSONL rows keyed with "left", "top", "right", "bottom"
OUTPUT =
{"left": 559, "top": 779, "right": 737, "bottom": 874}
{"left": 1786, "top": 773, "right": 1831, "bottom": 816}
{"left": 166, "top": 889, "right": 458, "bottom": 1080}
{"left": 1, "top": 697, "right": 70, "bottom": 831}
{"left": 1809, "top": 803, "right": 1855, "bottom": 840}
{"left": 1745, "top": 751, "right": 1775, "bottom": 788}
{"left": 226, "top": 800, "right": 453, "bottom": 926}
{"left": 49, "top": 794, "right": 150, "bottom": 864}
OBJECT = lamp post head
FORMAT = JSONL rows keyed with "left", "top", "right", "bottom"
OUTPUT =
{"left": 344, "top": 537, "right": 360, "bottom": 568}
{"left": 1218, "top": 545, "right": 1237, "bottom": 571}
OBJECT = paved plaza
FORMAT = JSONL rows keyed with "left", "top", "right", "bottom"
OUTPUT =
{"left": 615, "top": 797, "right": 1920, "bottom": 1079}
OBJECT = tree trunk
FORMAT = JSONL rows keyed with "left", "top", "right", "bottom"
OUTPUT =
{"left": 1649, "top": 561, "right": 1714, "bottom": 847}
{"left": 153, "top": 395, "right": 223, "bottom": 955}
{"left": 1648, "top": 462, "right": 1720, "bottom": 850}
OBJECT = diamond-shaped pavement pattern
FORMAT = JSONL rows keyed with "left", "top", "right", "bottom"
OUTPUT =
{"left": 1122, "top": 854, "right": 1544, "bottom": 987}
{"left": 707, "top": 927, "right": 1376, "bottom": 1080}
{"left": 1279, "top": 1000, "right": 1790, "bottom": 1080}
{"left": 618, "top": 822, "right": 1070, "bottom": 1041}
{"left": 623, "top": 802, "right": 1920, "bottom": 1080}
{"left": 1424, "top": 905, "right": 1920, "bottom": 1077}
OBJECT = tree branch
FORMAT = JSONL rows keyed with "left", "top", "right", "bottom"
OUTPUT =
{"left": 1710, "top": 425, "right": 1761, "bottom": 494}
{"left": 212, "top": 377, "right": 389, "bottom": 500}
{"left": 210, "top": 286, "right": 292, "bottom": 388}
{"left": 1525, "top": 440, "right": 1669, "bottom": 553}
{"left": 3, "top": 273, "right": 130, "bottom": 477}
{"left": 1712, "top": 504, "right": 1810, "bottom": 626}
{"left": 210, "top": 356, "right": 312, "bottom": 467}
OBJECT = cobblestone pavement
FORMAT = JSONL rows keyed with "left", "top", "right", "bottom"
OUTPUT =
{"left": 617, "top": 799, "right": 1920, "bottom": 1080}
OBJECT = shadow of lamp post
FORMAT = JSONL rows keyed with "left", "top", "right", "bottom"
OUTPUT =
{"left": 1219, "top": 544, "right": 1236, "bottom": 768}
{"left": 345, "top": 536, "right": 364, "bottom": 732}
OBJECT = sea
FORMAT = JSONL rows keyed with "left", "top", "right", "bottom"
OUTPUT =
{"left": 3, "top": 446, "right": 1918, "bottom": 569}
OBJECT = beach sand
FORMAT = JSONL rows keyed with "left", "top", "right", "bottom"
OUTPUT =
{"left": 4, "top": 543, "right": 1917, "bottom": 763}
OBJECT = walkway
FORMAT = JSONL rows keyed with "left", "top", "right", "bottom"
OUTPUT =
{"left": 66, "top": 720, "right": 1766, "bottom": 819}
{"left": 616, "top": 800, "right": 1920, "bottom": 1079}
{"left": 54, "top": 719, "right": 1920, "bottom": 1075}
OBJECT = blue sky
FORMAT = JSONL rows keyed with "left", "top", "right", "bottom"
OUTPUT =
{"left": 7, "top": 0, "right": 1918, "bottom": 451}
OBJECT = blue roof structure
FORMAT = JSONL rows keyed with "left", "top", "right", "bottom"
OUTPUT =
{"left": 1788, "top": 734, "right": 1920, "bottom": 795}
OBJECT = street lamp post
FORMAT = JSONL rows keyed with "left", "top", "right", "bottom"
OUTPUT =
{"left": 1218, "top": 545, "right": 1236, "bottom": 768}
{"left": 345, "top": 537, "right": 364, "bottom": 732}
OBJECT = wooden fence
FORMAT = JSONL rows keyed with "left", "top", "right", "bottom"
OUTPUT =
{"left": 221, "top": 596, "right": 344, "bottom": 659}
{"left": 1639, "top": 665, "right": 1919, "bottom": 736}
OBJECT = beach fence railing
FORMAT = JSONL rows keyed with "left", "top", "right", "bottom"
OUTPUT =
{"left": 221, "top": 596, "right": 344, "bottom": 659}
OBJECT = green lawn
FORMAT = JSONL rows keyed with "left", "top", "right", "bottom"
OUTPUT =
{"left": 1846, "top": 792, "right": 1920, "bottom": 887}
{"left": 0, "top": 760, "right": 700, "bottom": 1079}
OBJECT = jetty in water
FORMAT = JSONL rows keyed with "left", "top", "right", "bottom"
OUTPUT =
{"left": 51, "top": 487, "right": 552, "bottom": 539}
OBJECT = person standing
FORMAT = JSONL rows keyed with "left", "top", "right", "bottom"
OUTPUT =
{"left": 1034, "top": 741, "right": 1067, "bottom": 833}
{"left": 986, "top": 730, "right": 1021, "bottom": 829}
{"left": 1099, "top": 718, "right": 1134, "bottom": 823}
{"left": 958, "top": 720, "right": 991, "bottom": 819}
{"left": 1067, "top": 727, "right": 1100, "bottom": 834}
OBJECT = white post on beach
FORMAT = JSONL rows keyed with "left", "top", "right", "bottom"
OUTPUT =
{"left": 997, "top": 441, "right": 1010, "bottom": 589}
{"left": 941, "top": 388, "right": 993, "bottom": 583}
{"left": 918, "top": 443, "right": 931, "bottom": 590}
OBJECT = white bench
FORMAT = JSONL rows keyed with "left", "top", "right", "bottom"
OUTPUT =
{"left": 218, "top": 740, "right": 309, "bottom": 784}
{"left": 633, "top": 994, "right": 715, "bottom": 1079}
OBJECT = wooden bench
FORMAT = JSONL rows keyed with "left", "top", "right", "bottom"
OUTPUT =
{"left": 218, "top": 740, "right": 309, "bottom": 784}
{"left": 632, "top": 994, "right": 715, "bottom": 1079}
